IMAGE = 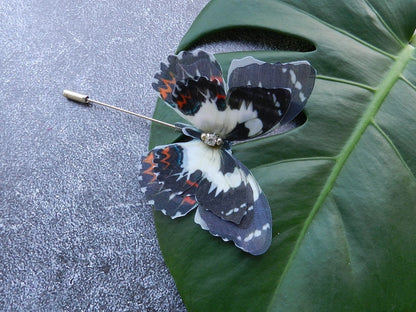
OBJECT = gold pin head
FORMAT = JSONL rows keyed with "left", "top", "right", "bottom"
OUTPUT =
{"left": 62, "top": 90, "right": 178, "bottom": 130}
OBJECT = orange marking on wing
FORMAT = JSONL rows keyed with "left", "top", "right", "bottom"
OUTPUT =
{"left": 186, "top": 180, "right": 199, "bottom": 188}
{"left": 217, "top": 93, "right": 226, "bottom": 100}
{"left": 159, "top": 72, "right": 176, "bottom": 100}
{"left": 211, "top": 75, "right": 223, "bottom": 83}
{"left": 182, "top": 196, "right": 196, "bottom": 205}
{"left": 176, "top": 91, "right": 192, "bottom": 109}
{"left": 142, "top": 152, "right": 157, "bottom": 183}
{"left": 160, "top": 147, "right": 171, "bottom": 169}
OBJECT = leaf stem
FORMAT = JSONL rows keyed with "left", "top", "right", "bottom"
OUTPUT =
{"left": 270, "top": 43, "right": 415, "bottom": 310}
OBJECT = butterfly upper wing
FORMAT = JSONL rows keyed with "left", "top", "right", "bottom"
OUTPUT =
{"left": 153, "top": 50, "right": 232, "bottom": 135}
{"left": 224, "top": 86, "right": 292, "bottom": 140}
{"left": 139, "top": 139, "right": 272, "bottom": 255}
{"left": 152, "top": 50, "right": 224, "bottom": 107}
{"left": 227, "top": 56, "right": 317, "bottom": 127}
{"left": 153, "top": 51, "right": 315, "bottom": 140}
{"left": 170, "top": 76, "right": 229, "bottom": 133}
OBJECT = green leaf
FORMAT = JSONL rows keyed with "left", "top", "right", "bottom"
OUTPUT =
{"left": 149, "top": 0, "right": 416, "bottom": 311}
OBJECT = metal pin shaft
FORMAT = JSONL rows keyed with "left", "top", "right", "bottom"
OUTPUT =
{"left": 62, "top": 90, "right": 178, "bottom": 130}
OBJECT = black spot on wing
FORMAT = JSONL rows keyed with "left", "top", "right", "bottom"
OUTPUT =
{"left": 139, "top": 144, "right": 202, "bottom": 218}
{"left": 195, "top": 149, "right": 253, "bottom": 225}
{"left": 225, "top": 87, "right": 291, "bottom": 140}
{"left": 172, "top": 50, "right": 223, "bottom": 81}
{"left": 152, "top": 50, "right": 224, "bottom": 106}
{"left": 172, "top": 77, "right": 226, "bottom": 116}
{"left": 197, "top": 180, "right": 254, "bottom": 225}
{"left": 195, "top": 190, "right": 272, "bottom": 256}
{"left": 228, "top": 60, "right": 316, "bottom": 125}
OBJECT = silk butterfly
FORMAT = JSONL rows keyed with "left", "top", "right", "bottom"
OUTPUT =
{"left": 139, "top": 50, "right": 316, "bottom": 255}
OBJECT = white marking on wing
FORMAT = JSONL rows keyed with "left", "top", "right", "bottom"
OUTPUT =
{"left": 262, "top": 223, "right": 270, "bottom": 231}
{"left": 194, "top": 208, "right": 208, "bottom": 230}
{"left": 165, "top": 140, "right": 264, "bottom": 214}
{"left": 244, "top": 233, "right": 254, "bottom": 242}
{"left": 299, "top": 91, "right": 306, "bottom": 102}
{"left": 244, "top": 118, "right": 263, "bottom": 137}
{"left": 225, "top": 209, "right": 234, "bottom": 216}
{"left": 172, "top": 211, "right": 186, "bottom": 218}
{"left": 246, "top": 175, "right": 260, "bottom": 201}
{"left": 176, "top": 96, "right": 261, "bottom": 137}
{"left": 289, "top": 69, "right": 297, "bottom": 84}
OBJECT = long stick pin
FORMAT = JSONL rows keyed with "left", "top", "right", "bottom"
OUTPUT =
{"left": 62, "top": 90, "right": 178, "bottom": 130}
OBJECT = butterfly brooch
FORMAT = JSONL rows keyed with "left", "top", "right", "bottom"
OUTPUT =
{"left": 139, "top": 50, "right": 316, "bottom": 255}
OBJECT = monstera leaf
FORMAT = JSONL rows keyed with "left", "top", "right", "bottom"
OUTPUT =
{"left": 148, "top": 0, "right": 416, "bottom": 311}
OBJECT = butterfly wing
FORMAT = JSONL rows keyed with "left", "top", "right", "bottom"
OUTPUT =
{"left": 139, "top": 140, "right": 272, "bottom": 255}
{"left": 226, "top": 56, "right": 316, "bottom": 134}
{"left": 153, "top": 51, "right": 315, "bottom": 140}
{"left": 153, "top": 50, "right": 231, "bottom": 135}
{"left": 194, "top": 154, "right": 272, "bottom": 256}
{"left": 147, "top": 52, "right": 316, "bottom": 254}
{"left": 152, "top": 50, "right": 225, "bottom": 109}
{"left": 224, "top": 86, "right": 292, "bottom": 140}
{"left": 139, "top": 143, "right": 201, "bottom": 218}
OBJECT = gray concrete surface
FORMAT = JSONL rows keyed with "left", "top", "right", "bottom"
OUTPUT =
{"left": 0, "top": 0, "right": 209, "bottom": 310}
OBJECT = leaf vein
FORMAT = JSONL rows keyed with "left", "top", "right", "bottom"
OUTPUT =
{"left": 317, "top": 75, "right": 376, "bottom": 91}
{"left": 363, "top": 0, "right": 405, "bottom": 47}
{"left": 254, "top": 156, "right": 336, "bottom": 170}
{"left": 371, "top": 120, "right": 416, "bottom": 183}
{"left": 400, "top": 74, "right": 416, "bottom": 91}
{"left": 279, "top": 0, "right": 396, "bottom": 59}
{"left": 329, "top": 194, "right": 353, "bottom": 272}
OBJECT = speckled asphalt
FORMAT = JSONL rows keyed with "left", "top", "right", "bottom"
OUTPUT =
{"left": 0, "top": 1, "right": 210, "bottom": 310}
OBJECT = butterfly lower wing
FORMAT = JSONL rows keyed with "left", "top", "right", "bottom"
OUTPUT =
{"left": 140, "top": 143, "right": 201, "bottom": 218}
{"left": 195, "top": 189, "right": 272, "bottom": 256}
{"left": 140, "top": 140, "right": 272, "bottom": 255}
{"left": 194, "top": 155, "right": 272, "bottom": 255}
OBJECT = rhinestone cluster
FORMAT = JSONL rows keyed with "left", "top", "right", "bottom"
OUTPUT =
{"left": 201, "top": 133, "right": 223, "bottom": 147}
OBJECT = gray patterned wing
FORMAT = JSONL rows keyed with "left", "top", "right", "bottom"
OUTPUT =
{"left": 139, "top": 139, "right": 272, "bottom": 255}
{"left": 227, "top": 56, "right": 316, "bottom": 128}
